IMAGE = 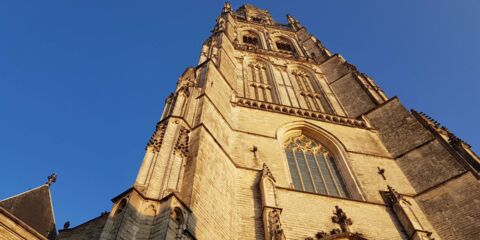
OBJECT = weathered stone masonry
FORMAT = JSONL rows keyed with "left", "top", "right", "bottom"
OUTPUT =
{"left": 55, "top": 3, "right": 480, "bottom": 240}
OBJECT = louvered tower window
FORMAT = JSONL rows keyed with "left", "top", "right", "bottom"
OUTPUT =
{"left": 243, "top": 35, "right": 258, "bottom": 46}
{"left": 276, "top": 41, "right": 294, "bottom": 53}
{"left": 285, "top": 135, "right": 348, "bottom": 198}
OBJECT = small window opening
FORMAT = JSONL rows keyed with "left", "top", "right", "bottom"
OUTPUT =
{"left": 276, "top": 41, "right": 294, "bottom": 52}
{"left": 251, "top": 17, "right": 263, "bottom": 23}
{"left": 243, "top": 35, "right": 258, "bottom": 46}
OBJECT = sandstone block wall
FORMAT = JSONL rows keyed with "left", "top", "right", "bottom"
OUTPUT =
{"left": 415, "top": 172, "right": 480, "bottom": 240}
{"left": 0, "top": 210, "right": 44, "bottom": 240}
{"left": 277, "top": 188, "right": 407, "bottom": 240}
{"left": 366, "top": 98, "right": 433, "bottom": 158}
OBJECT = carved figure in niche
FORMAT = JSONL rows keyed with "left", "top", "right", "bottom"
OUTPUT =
{"left": 265, "top": 31, "right": 273, "bottom": 49}
{"left": 386, "top": 185, "right": 411, "bottom": 205}
{"left": 268, "top": 209, "right": 286, "bottom": 240}
{"left": 217, "top": 17, "right": 226, "bottom": 32}
{"left": 170, "top": 207, "right": 183, "bottom": 223}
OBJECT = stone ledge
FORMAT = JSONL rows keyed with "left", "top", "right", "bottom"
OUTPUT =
{"left": 233, "top": 97, "right": 370, "bottom": 129}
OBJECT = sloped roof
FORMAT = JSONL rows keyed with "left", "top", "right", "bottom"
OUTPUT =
{"left": 0, "top": 184, "right": 56, "bottom": 239}
{"left": 57, "top": 213, "right": 109, "bottom": 240}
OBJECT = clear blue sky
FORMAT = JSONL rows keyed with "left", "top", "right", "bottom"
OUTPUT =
{"left": 1, "top": 0, "right": 479, "bottom": 229}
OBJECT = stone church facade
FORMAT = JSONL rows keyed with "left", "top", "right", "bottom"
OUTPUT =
{"left": 2, "top": 3, "right": 479, "bottom": 240}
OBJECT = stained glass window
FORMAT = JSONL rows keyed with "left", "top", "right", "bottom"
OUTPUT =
{"left": 284, "top": 135, "right": 348, "bottom": 198}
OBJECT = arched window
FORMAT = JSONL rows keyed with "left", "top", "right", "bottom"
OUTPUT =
{"left": 284, "top": 135, "right": 348, "bottom": 198}
{"left": 246, "top": 60, "right": 278, "bottom": 103}
{"left": 291, "top": 69, "right": 333, "bottom": 114}
{"left": 241, "top": 30, "right": 261, "bottom": 49}
{"left": 275, "top": 37, "right": 295, "bottom": 54}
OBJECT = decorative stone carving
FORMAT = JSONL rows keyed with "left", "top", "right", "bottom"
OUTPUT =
{"left": 377, "top": 167, "right": 386, "bottom": 180}
{"left": 146, "top": 122, "right": 167, "bottom": 152}
{"left": 216, "top": 17, "right": 226, "bottom": 33}
{"left": 262, "top": 163, "right": 276, "bottom": 182}
{"left": 174, "top": 126, "right": 190, "bottom": 156}
{"left": 222, "top": 2, "right": 232, "bottom": 13}
{"left": 235, "top": 97, "right": 369, "bottom": 129}
{"left": 383, "top": 185, "right": 436, "bottom": 240}
{"left": 332, "top": 206, "right": 352, "bottom": 233}
{"left": 416, "top": 111, "right": 469, "bottom": 146}
{"left": 170, "top": 207, "right": 183, "bottom": 223}
{"left": 287, "top": 14, "right": 302, "bottom": 30}
{"left": 176, "top": 67, "right": 196, "bottom": 97}
{"left": 305, "top": 206, "right": 367, "bottom": 240}
{"left": 46, "top": 173, "right": 57, "bottom": 186}
{"left": 165, "top": 93, "right": 175, "bottom": 104}
{"left": 385, "top": 185, "right": 411, "bottom": 205}
{"left": 268, "top": 209, "right": 286, "bottom": 240}
{"left": 250, "top": 145, "right": 258, "bottom": 158}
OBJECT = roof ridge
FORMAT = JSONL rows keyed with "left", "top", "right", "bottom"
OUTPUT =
{"left": 0, "top": 184, "right": 49, "bottom": 203}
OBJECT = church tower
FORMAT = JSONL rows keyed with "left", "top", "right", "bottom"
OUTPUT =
{"left": 89, "top": 3, "right": 479, "bottom": 240}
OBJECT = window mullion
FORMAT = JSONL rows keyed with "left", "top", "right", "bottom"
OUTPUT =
{"left": 323, "top": 152, "right": 342, "bottom": 196}
{"left": 313, "top": 151, "right": 330, "bottom": 195}
{"left": 292, "top": 149, "right": 305, "bottom": 191}
{"left": 302, "top": 151, "right": 318, "bottom": 193}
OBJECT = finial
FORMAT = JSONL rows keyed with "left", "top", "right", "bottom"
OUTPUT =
{"left": 262, "top": 163, "right": 276, "bottom": 182}
{"left": 331, "top": 205, "right": 352, "bottom": 233}
{"left": 223, "top": 2, "right": 232, "bottom": 13}
{"left": 46, "top": 173, "right": 57, "bottom": 186}
{"left": 286, "top": 14, "right": 302, "bottom": 30}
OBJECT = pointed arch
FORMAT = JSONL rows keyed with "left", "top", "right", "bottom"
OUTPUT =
{"left": 243, "top": 56, "right": 280, "bottom": 103}
{"left": 287, "top": 64, "right": 334, "bottom": 114}
{"left": 238, "top": 26, "right": 266, "bottom": 49}
{"left": 276, "top": 121, "right": 365, "bottom": 200}
{"left": 269, "top": 32, "right": 303, "bottom": 56}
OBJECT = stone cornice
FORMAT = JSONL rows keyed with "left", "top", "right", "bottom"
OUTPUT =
{"left": 233, "top": 97, "right": 370, "bottom": 129}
